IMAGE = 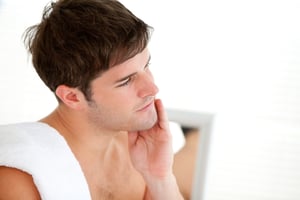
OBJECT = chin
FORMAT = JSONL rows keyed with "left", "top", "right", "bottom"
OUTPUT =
{"left": 132, "top": 109, "right": 158, "bottom": 131}
{"left": 145, "top": 117, "right": 157, "bottom": 130}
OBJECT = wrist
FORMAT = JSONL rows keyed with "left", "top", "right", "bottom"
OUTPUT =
{"left": 143, "top": 173, "right": 184, "bottom": 200}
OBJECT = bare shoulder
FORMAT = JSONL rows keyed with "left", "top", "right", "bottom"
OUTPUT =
{"left": 0, "top": 166, "right": 41, "bottom": 200}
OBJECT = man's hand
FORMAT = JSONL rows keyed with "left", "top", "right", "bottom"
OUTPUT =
{"left": 128, "top": 99, "right": 173, "bottom": 178}
{"left": 128, "top": 99, "right": 184, "bottom": 200}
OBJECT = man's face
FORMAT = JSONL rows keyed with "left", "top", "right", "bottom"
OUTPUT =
{"left": 86, "top": 48, "right": 159, "bottom": 132}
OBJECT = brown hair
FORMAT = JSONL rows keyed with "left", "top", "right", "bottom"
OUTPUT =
{"left": 181, "top": 126, "right": 199, "bottom": 137}
{"left": 24, "top": 0, "right": 152, "bottom": 100}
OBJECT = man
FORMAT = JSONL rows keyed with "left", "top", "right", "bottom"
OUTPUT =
{"left": 0, "top": 0, "right": 183, "bottom": 199}
{"left": 173, "top": 126, "right": 200, "bottom": 200}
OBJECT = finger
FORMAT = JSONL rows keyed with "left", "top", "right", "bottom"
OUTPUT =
{"left": 155, "top": 99, "right": 169, "bottom": 129}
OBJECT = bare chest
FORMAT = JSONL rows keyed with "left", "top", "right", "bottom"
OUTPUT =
{"left": 83, "top": 164, "right": 146, "bottom": 200}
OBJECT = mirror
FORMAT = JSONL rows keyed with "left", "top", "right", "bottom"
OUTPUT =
{"left": 167, "top": 108, "right": 214, "bottom": 200}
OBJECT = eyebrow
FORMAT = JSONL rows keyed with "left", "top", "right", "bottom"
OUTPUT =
{"left": 114, "top": 55, "right": 152, "bottom": 84}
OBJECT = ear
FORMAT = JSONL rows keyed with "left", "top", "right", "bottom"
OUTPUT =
{"left": 55, "top": 85, "right": 85, "bottom": 110}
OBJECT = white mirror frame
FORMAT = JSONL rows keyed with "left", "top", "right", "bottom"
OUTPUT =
{"left": 166, "top": 108, "right": 215, "bottom": 200}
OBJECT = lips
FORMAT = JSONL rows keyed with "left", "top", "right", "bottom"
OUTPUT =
{"left": 136, "top": 99, "right": 155, "bottom": 112}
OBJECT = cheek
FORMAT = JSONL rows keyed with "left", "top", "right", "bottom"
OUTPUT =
{"left": 92, "top": 85, "right": 138, "bottom": 110}
{"left": 105, "top": 90, "right": 136, "bottom": 110}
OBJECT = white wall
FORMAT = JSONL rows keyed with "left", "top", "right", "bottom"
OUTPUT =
{"left": 1, "top": 0, "right": 300, "bottom": 199}
{"left": 0, "top": 1, "right": 57, "bottom": 123}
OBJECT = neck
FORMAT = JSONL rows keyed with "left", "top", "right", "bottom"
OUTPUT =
{"left": 39, "top": 106, "right": 142, "bottom": 199}
{"left": 40, "top": 106, "right": 129, "bottom": 155}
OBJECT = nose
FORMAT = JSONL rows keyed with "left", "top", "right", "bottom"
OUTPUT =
{"left": 137, "top": 72, "right": 159, "bottom": 98}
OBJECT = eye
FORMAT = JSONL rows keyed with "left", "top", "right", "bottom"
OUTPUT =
{"left": 118, "top": 77, "right": 131, "bottom": 87}
{"left": 144, "top": 62, "right": 151, "bottom": 70}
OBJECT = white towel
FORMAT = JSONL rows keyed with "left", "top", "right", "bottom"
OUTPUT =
{"left": 0, "top": 122, "right": 91, "bottom": 200}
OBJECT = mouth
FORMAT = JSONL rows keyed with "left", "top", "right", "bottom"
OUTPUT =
{"left": 136, "top": 98, "right": 155, "bottom": 112}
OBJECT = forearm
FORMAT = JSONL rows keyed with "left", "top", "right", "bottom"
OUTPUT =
{"left": 143, "top": 173, "right": 184, "bottom": 200}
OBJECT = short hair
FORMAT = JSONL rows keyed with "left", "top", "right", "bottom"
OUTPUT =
{"left": 24, "top": 0, "right": 152, "bottom": 101}
{"left": 181, "top": 125, "right": 199, "bottom": 137}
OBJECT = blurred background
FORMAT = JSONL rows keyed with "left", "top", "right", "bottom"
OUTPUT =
{"left": 1, "top": 0, "right": 300, "bottom": 199}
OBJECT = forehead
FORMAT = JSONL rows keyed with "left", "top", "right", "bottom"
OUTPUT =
{"left": 93, "top": 48, "right": 150, "bottom": 82}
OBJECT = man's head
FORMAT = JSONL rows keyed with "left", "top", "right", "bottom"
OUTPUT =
{"left": 24, "top": 0, "right": 152, "bottom": 101}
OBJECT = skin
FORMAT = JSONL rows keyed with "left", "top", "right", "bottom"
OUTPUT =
{"left": 0, "top": 48, "right": 183, "bottom": 200}
{"left": 0, "top": 167, "right": 41, "bottom": 200}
